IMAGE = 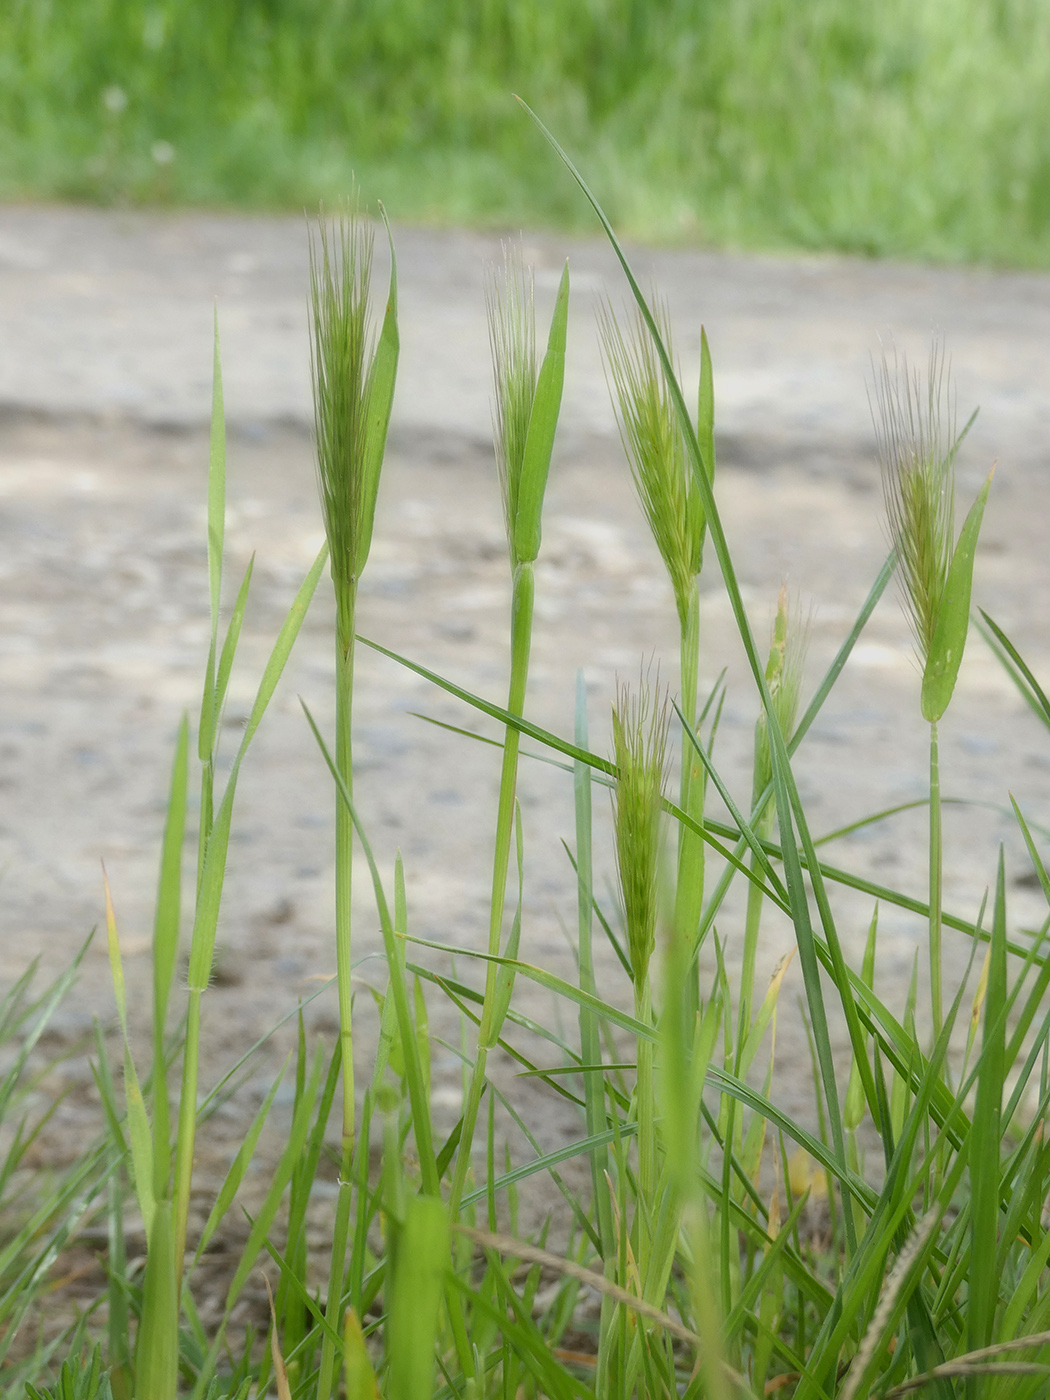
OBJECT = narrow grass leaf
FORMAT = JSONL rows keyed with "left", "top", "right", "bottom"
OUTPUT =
{"left": 211, "top": 554, "right": 254, "bottom": 734}
{"left": 388, "top": 1196, "right": 449, "bottom": 1400}
{"left": 135, "top": 1203, "right": 178, "bottom": 1400}
{"left": 223, "top": 1046, "right": 324, "bottom": 1312}
{"left": 968, "top": 848, "right": 1008, "bottom": 1356}
{"left": 198, "top": 314, "right": 226, "bottom": 765}
{"left": 102, "top": 869, "right": 155, "bottom": 1235}
{"left": 193, "top": 1056, "right": 289, "bottom": 1262}
{"left": 921, "top": 468, "right": 994, "bottom": 721}
{"left": 187, "top": 542, "right": 328, "bottom": 993}
{"left": 675, "top": 697, "right": 787, "bottom": 903}
{"left": 263, "top": 1276, "right": 292, "bottom": 1400}
{"left": 151, "top": 715, "right": 188, "bottom": 1197}
{"left": 207, "top": 312, "right": 225, "bottom": 635}
{"left": 301, "top": 699, "right": 440, "bottom": 1194}
{"left": 358, "top": 208, "right": 399, "bottom": 574}
{"left": 697, "top": 325, "right": 715, "bottom": 489}
{"left": 1012, "top": 796, "right": 1050, "bottom": 908}
{"left": 977, "top": 609, "right": 1050, "bottom": 732}
{"left": 343, "top": 1307, "right": 379, "bottom": 1400}
{"left": 152, "top": 716, "right": 188, "bottom": 1040}
{"left": 515, "top": 260, "right": 569, "bottom": 564}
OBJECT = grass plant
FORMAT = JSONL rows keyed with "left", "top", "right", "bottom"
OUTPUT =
{"left": 309, "top": 202, "right": 398, "bottom": 1400}
{"left": 9, "top": 136, "right": 1050, "bottom": 1400}
{"left": 448, "top": 245, "right": 568, "bottom": 1218}
{"left": 598, "top": 299, "right": 713, "bottom": 1019}
{"left": 873, "top": 346, "right": 992, "bottom": 1038}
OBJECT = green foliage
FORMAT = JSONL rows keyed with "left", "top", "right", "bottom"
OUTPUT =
{"left": 7, "top": 0, "right": 1050, "bottom": 264}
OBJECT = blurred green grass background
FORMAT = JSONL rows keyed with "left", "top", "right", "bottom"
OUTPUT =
{"left": 4, "top": 0, "right": 1050, "bottom": 265}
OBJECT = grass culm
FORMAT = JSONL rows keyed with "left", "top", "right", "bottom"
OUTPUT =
{"left": 9, "top": 126, "right": 1050, "bottom": 1400}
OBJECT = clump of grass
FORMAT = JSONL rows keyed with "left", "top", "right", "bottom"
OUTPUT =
{"left": 18, "top": 128, "right": 1050, "bottom": 1400}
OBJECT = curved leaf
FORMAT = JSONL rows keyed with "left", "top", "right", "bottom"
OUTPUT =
{"left": 921, "top": 468, "right": 993, "bottom": 721}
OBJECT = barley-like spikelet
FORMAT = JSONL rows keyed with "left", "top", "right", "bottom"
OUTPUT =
{"left": 612, "top": 677, "right": 670, "bottom": 985}
{"left": 599, "top": 299, "right": 706, "bottom": 626}
{"left": 486, "top": 244, "right": 536, "bottom": 565}
{"left": 872, "top": 342, "right": 956, "bottom": 665}
{"left": 753, "top": 585, "right": 809, "bottom": 801}
{"left": 310, "top": 208, "right": 376, "bottom": 648}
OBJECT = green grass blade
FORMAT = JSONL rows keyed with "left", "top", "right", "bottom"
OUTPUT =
{"left": 135, "top": 1203, "right": 178, "bottom": 1400}
{"left": 357, "top": 207, "right": 399, "bottom": 575}
{"left": 921, "top": 468, "right": 994, "bottom": 722}
{"left": 192, "top": 1057, "right": 289, "bottom": 1263}
{"left": 102, "top": 871, "right": 155, "bottom": 1236}
{"left": 151, "top": 714, "right": 188, "bottom": 1198}
{"left": 514, "top": 260, "right": 569, "bottom": 564}
{"left": 977, "top": 609, "right": 1050, "bottom": 732}
{"left": 222, "top": 1046, "right": 325, "bottom": 1314}
{"left": 212, "top": 554, "right": 255, "bottom": 728}
{"left": 404, "top": 930, "right": 657, "bottom": 1043}
{"left": 207, "top": 312, "right": 225, "bottom": 635}
{"left": 387, "top": 1196, "right": 449, "bottom": 1400}
{"left": 301, "top": 700, "right": 439, "bottom": 1195}
{"left": 697, "top": 325, "right": 715, "bottom": 490}
{"left": 674, "top": 697, "right": 787, "bottom": 903}
{"left": 175, "top": 541, "right": 328, "bottom": 1284}
{"left": 968, "top": 849, "right": 1008, "bottom": 1358}
{"left": 198, "top": 313, "right": 226, "bottom": 764}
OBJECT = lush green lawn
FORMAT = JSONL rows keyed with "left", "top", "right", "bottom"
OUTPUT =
{"left": 4, "top": 0, "right": 1050, "bottom": 265}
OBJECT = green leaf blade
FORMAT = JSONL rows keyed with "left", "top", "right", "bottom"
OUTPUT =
{"left": 921, "top": 468, "right": 994, "bottom": 721}
{"left": 357, "top": 212, "right": 399, "bottom": 575}
{"left": 514, "top": 259, "right": 569, "bottom": 563}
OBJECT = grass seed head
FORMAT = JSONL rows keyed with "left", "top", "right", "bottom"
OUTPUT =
{"left": 873, "top": 342, "right": 957, "bottom": 667}
{"left": 612, "top": 674, "right": 670, "bottom": 986}
{"left": 487, "top": 243, "right": 537, "bottom": 567}
{"left": 598, "top": 297, "right": 706, "bottom": 626}
{"left": 754, "top": 586, "right": 808, "bottom": 800}
{"left": 310, "top": 205, "right": 376, "bottom": 647}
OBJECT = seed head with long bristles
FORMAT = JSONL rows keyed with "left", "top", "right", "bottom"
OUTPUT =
{"left": 599, "top": 298, "right": 706, "bottom": 627}
{"left": 487, "top": 244, "right": 537, "bottom": 567}
{"left": 310, "top": 209, "right": 377, "bottom": 652}
{"left": 872, "top": 343, "right": 957, "bottom": 667}
{"left": 612, "top": 675, "right": 670, "bottom": 986}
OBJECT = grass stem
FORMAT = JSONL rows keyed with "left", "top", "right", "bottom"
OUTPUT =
{"left": 929, "top": 717, "right": 943, "bottom": 1041}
